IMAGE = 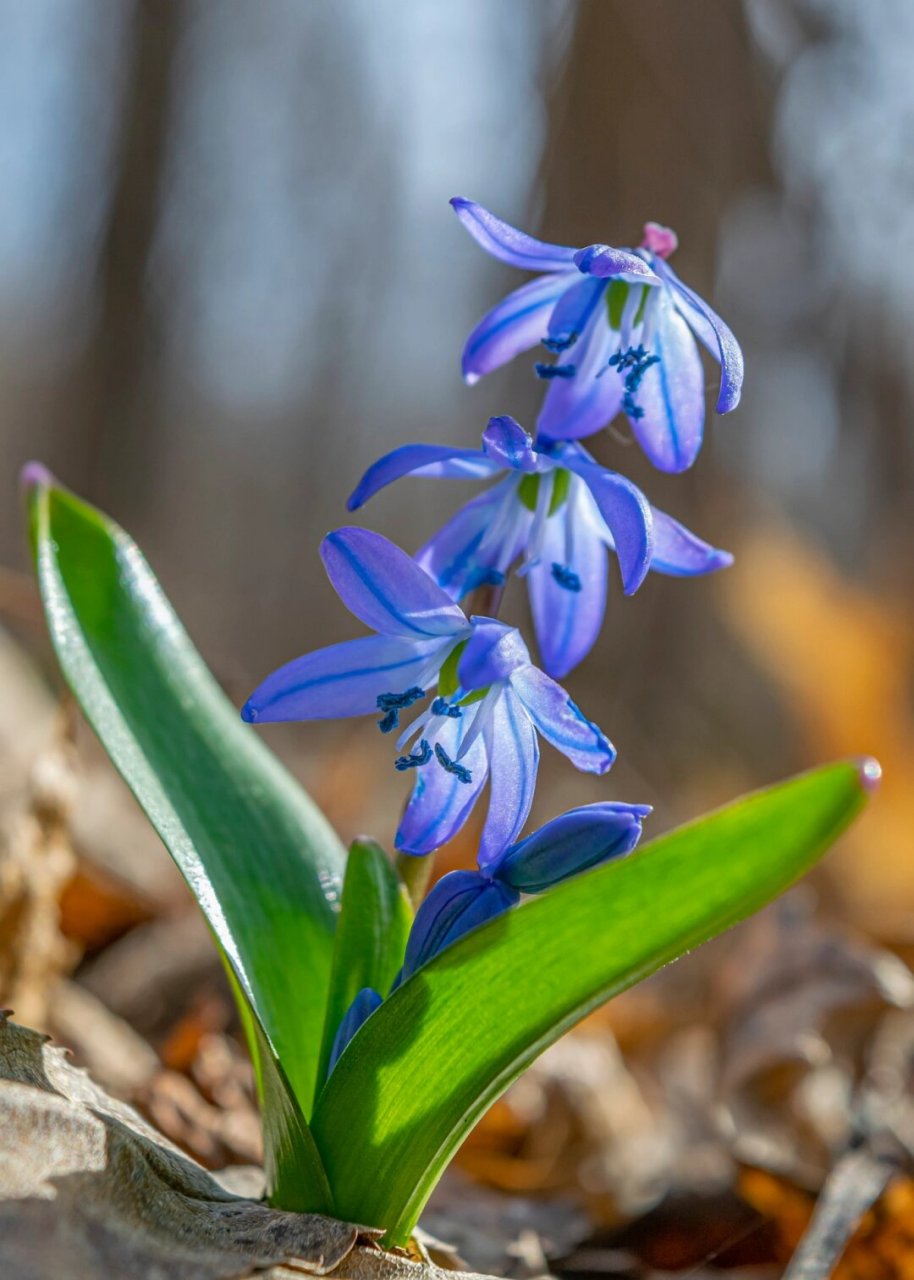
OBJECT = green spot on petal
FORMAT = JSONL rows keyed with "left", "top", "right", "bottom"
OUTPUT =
{"left": 517, "top": 473, "right": 540, "bottom": 513}
{"left": 606, "top": 280, "right": 629, "bottom": 331}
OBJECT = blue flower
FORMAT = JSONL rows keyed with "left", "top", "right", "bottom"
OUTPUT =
{"left": 326, "top": 986, "right": 382, "bottom": 1078}
{"left": 452, "top": 198, "right": 744, "bottom": 473}
{"left": 241, "top": 527, "right": 615, "bottom": 859}
{"left": 349, "top": 415, "right": 732, "bottom": 679}
{"left": 400, "top": 801, "right": 651, "bottom": 981}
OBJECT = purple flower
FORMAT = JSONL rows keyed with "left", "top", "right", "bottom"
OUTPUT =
{"left": 400, "top": 801, "right": 651, "bottom": 981}
{"left": 452, "top": 198, "right": 743, "bottom": 474}
{"left": 349, "top": 415, "right": 732, "bottom": 679}
{"left": 241, "top": 527, "right": 615, "bottom": 859}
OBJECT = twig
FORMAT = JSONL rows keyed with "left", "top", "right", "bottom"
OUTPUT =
{"left": 783, "top": 1147, "right": 894, "bottom": 1280}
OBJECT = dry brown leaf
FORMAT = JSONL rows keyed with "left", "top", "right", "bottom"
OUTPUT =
{"left": 0, "top": 1012, "right": 501, "bottom": 1280}
{"left": 0, "top": 735, "right": 80, "bottom": 1027}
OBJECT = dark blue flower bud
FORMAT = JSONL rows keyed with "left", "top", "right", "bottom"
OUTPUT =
{"left": 489, "top": 802, "right": 651, "bottom": 894}
{"left": 326, "top": 987, "right": 383, "bottom": 1079}
{"left": 401, "top": 870, "right": 518, "bottom": 982}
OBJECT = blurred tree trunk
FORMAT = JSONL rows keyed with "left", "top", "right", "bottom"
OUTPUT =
{"left": 81, "top": 0, "right": 180, "bottom": 514}
{"left": 535, "top": 0, "right": 785, "bottom": 799}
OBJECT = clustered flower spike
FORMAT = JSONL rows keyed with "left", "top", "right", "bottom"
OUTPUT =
{"left": 451, "top": 197, "right": 744, "bottom": 473}
{"left": 241, "top": 192, "right": 745, "bottom": 1077}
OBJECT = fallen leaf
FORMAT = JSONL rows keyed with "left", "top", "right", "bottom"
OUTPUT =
{"left": 0, "top": 1012, "right": 501, "bottom": 1280}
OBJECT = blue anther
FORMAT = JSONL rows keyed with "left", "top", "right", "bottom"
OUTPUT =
{"left": 434, "top": 743, "right": 473, "bottom": 784}
{"left": 376, "top": 685, "right": 425, "bottom": 734}
{"left": 395, "top": 739, "right": 432, "bottom": 771}
{"left": 609, "top": 345, "right": 660, "bottom": 419}
{"left": 542, "top": 331, "right": 578, "bottom": 353}
{"left": 431, "top": 697, "right": 462, "bottom": 719}
{"left": 535, "top": 362, "right": 576, "bottom": 380}
{"left": 551, "top": 563, "right": 582, "bottom": 592}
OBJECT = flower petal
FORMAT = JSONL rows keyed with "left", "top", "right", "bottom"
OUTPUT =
{"left": 458, "top": 620, "right": 530, "bottom": 690}
{"left": 477, "top": 687, "right": 540, "bottom": 868}
{"left": 462, "top": 271, "right": 575, "bottom": 384}
{"left": 657, "top": 259, "right": 743, "bottom": 414}
{"left": 546, "top": 276, "right": 607, "bottom": 350}
{"left": 527, "top": 495, "right": 608, "bottom": 679}
{"left": 450, "top": 197, "right": 577, "bottom": 272}
{"left": 482, "top": 416, "right": 540, "bottom": 472}
{"left": 650, "top": 507, "right": 734, "bottom": 576}
{"left": 240, "top": 634, "right": 445, "bottom": 723}
{"left": 416, "top": 485, "right": 520, "bottom": 601}
{"left": 326, "top": 987, "right": 382, "bottom": 1078}
{"left": 492, "top": 801, "right": 651, "bottom": 893}
{"left": 562, "top": 453, "right": 653, "bottom": 595}
{"left": 536, "top": 312, "right": 623, "bottom": 442}
{"left": 574, "top": 243, "right": 661, "bottom": 285}
{"left": 510, "top": 665, "right": 615, "bottom": 774}
{"left": 348, "top": 443, "right": 499, "bottom": 511}
{"left": 401, "top": 870, "right": 518, "bottom": 981}
{"left": 322, "top": 527, "right": 467, "bottom": 638}
{"left": 628, "top": 290, "right": 705, "bottom": 473}
{"left": 395, "top": 711, "right": 489, "bottom": 855}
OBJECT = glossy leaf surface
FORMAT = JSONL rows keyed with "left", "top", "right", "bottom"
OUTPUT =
{"left": 27, "top": 471, "right": 345, "bottom": 1120}
{"left": 316, "top": 839, "right": 412, "bottom": 1102}
{"left": 313, "top": 761, "right": 872, "bottom": 1241}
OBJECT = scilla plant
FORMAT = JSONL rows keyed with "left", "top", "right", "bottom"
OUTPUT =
{"left": 24, "top": 197, "right": 875, "bottom": 1248}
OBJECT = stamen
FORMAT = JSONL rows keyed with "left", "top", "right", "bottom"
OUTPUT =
{"left": 376, "top": 686, "right": 426, "bottom": 734}
{"left": 542, "top": 332, "right": 578, "bottom": 353}
{"left": 551, "top": 563, "right": 582, "bottom": 592}
{"left": 434, "top": 742, "right": 473, "bottom": 784}
{"left": 535, "top": 362, "right": 576, "bottom": 380}
{"left": 609, "top": 345, "right": 660, "bottom": 421}
{"left": 431, "top": 697, "right": 462, "bottom": 719}
{"left": 395, "top": 739, "right": 432, "bottom": 771}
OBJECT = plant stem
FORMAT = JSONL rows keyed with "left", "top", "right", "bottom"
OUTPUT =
{"left": 395, "top": 850, "right": 435, "bottom": 908}
{"left": 465, "top": 579, "right": 505, "bottom": 619}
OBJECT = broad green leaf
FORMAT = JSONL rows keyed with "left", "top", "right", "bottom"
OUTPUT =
{"left": 27, "top": 470, "right": 345, "bottom": 1122}
{"left": 226, "top": 962, "right": 333, "bottom": 1212}
{"left": 316, "top": 840, "right": 412, "bottom": 1104}
{"left": 312, "top": 760, "right": 873, "bottom": 1242}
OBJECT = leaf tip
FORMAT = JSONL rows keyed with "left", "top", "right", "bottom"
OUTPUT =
{"left": 20, "top": 461, "right": 55, "bottom": 495}
{"left": 857, "top": 756, "right": 882, "bottom": 793}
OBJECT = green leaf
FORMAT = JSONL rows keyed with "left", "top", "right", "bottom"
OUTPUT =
{"left": 225, "top": 961, "right": 333, "bottom": 1212}
{"left": 316, "top": 840, "right": 412, "bottom": 1103}
{"left": 312, "top": 760, "right": 873, "bottom": 1242}
{"left": 26, "top": 470, "right": 345, "bottom": 1124}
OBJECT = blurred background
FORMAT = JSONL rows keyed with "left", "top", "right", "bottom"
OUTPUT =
{"left": 2, "top": 2, "right": 914, "bottom": 1275}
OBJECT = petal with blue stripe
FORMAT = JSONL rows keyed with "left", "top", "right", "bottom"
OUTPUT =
{"left": 650, "top": 507, "right": 734, "bottom": 577}
{"left": 322, "top": 528, "right": 467, "bottom": 639}
{"left": 462, "top": 271, "right": 576, "bottom": 384}
{"left": 527, "top": 497, "right": 608, "bottom": 679}
{"left": 450, "top": 197, "right": 577, "bottom": 272}
{"left": 510, "top": 665, "right": 615, "bottom": 775}
{"left": 348, "top": 443, "right": 499, "bottom": 511}
{"left": 395, "top": 711, "right": 489, "bottom": 855}
{"left": 241, "top": 633, "right": 445, "bottom": 723}
{"left": 628, "top": 290, "right": 705, "bottom": 473}
{"left": 657, "top": 259, "right": 743, "bottom": 414}
{"left": 477, "top": 687, "right": 540, "bottom": 869}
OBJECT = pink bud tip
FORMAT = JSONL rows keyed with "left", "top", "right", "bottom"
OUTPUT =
{"left": 20, "top": 462, "right": 54, "bottom": 492}
{"left": 641, "top": 221, "right": 678, "bottom": 259}
{"left": 857, "top": 757, "right": 882, "bottom": 792}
